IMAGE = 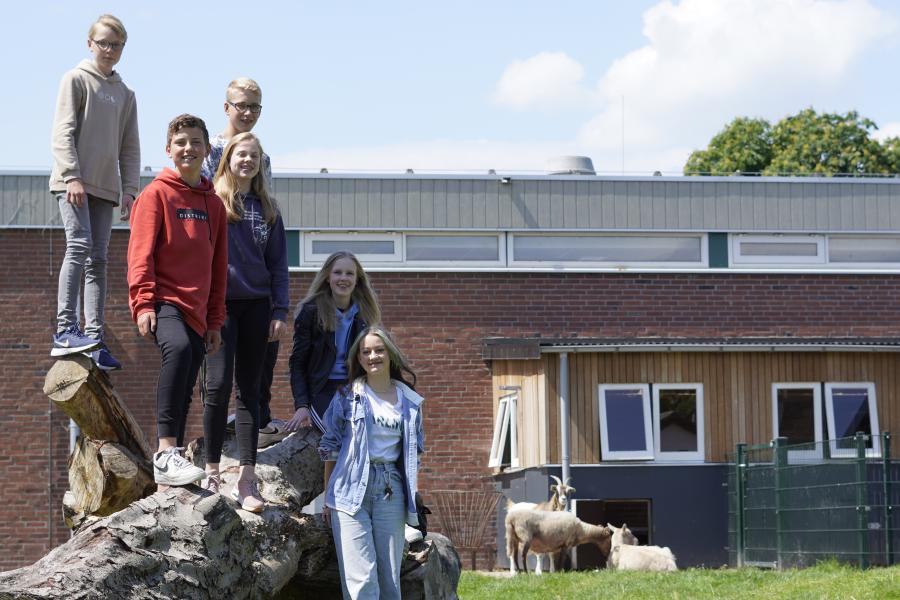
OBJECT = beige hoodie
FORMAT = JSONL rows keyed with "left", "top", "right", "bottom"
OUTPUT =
{"left": 49, "top": 59, "right": 140, "bottom": 205}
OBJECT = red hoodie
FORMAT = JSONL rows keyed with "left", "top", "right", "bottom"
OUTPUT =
{"left": 127, "top": 168, "right": 227, "bottom": 337}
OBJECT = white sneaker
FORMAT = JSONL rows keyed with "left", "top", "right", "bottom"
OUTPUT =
{"left": 153, "top": 447, "right": 205, "bottom": 486}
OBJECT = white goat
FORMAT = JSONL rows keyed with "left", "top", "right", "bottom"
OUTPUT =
{"left": 607, "top": 523, "right": 677, "bottom": 572}
{"left": 505, "top": 476, "right": 575, "bottom": 574}
{"left": 506, "top": 510, "right": 611, "bottom": 574}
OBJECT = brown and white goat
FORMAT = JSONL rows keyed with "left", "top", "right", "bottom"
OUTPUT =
{"left": 507, "top": 510, "right": 611, "bottom": 574}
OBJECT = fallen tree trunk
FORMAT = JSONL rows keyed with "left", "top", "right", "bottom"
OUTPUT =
{"left": 43, "top": 355, "right": 151, "bottom": 460}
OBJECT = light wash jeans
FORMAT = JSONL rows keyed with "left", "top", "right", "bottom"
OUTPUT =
{"left": 331, "top": 462, "right": 406, "bottom": 600}
{"left": 56, "top": 193, "right": 113, "bottom": 338}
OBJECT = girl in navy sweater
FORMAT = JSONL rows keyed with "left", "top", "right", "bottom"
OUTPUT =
{"left": 202, "top": 132, "right": 289, "bottom": 512}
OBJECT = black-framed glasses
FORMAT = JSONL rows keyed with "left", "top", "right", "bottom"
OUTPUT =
{"left": 228, "top": 101, "right": 263, "bottom": 115}
{"left": 91, "top": 39, "right": 125, "bottom": 52}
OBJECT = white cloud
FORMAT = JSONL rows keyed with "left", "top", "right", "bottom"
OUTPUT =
{"left": 873, "top": 122, "right": 900, "bottom": 142}
{"left": 491, "top": 51, "right": 595, "bottom": 111}
{"left": 580, "top": 0, "right": 896, "bottom": 152}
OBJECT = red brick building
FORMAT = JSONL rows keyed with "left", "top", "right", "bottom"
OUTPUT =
{"left": 2, "top": 170, "right": 899, "bottom": 570}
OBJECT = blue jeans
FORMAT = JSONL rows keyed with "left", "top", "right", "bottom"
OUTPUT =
{"left": 331, "top": 462, "right": 405, "bottom": 600}
{"left": 56, "top": 193, "right": 113, "bottom": 338}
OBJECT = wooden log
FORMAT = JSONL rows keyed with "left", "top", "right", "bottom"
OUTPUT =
{"left": 66, "top": 436, "right": 155, "bottom": 525}
{"left": 43, "top": 355, "right": 151, "bottom": 460}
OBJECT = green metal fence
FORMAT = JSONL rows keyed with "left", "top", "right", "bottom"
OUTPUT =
{"left": 728, "top": 432, "right": 900, "bottom": 569}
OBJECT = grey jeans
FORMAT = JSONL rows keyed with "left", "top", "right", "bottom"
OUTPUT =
{"left": 56, "top": 193, "right": 113, "bottom": 338}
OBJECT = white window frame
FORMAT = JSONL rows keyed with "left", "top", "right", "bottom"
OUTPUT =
{"left": 303, "top": 232, "right": 402, "bottom": 265}
{"left": 599, "top": 384, "right": 654, "bottom": 461}
{"left": 828, "top": 235, "right": 900, "bottom": 268}
{"left": 772, "top": 383, "right": 823, "bottom": 461}
{"left": 824, "top": 382, "right": 880, "bottom": 458}
{"left": 508, "top": 233, "right": 708, "bottom": 269}
{"left": 488, "top": 393, "right": 518, "bottom": 468}
{"left": 652, "top": 384, "right": 704, "bottom": 461}
{"left": 731, "top": 234, "right": 826, "bottom": 266}
{"left": 403, "top": 232, "right": 505, "bottom": 267}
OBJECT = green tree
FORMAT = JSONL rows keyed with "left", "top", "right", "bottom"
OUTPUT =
{"left": 684, "top": 117, "right": 772, "bottom": 175}
{"left": 684, "top": 108, "right": 896, "bottom": 176}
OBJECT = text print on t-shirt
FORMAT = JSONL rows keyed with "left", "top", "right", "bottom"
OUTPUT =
{"left": 176, "top": 208, "right": 208, "bottom": 221}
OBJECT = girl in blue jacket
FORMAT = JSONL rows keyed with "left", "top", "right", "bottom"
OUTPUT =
{"left": 318, "top": 326, "right": 424, "bottom": 600}
{"left": 202, "top": 132, "right": 289, "bottom": 512}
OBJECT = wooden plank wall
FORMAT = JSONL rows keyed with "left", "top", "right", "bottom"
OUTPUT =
{"left": 490, "top": 359, "right": 547, "bottom": 468}
{"left": 492, "top": 351, "right": 900, "bottom": 465}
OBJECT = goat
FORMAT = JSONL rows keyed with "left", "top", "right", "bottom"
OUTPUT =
{"left": 505, "top": 475, "right": 575, "bottom": 574}
{"left": 506, "top": 510, "right": 611, "bottom": 574}
{"left": 607, "top": 523, "right": 677, "bottom": 572}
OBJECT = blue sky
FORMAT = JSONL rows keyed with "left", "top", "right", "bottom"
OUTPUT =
{"left": 8, "top": 0, "right": 900, "bottom": 174}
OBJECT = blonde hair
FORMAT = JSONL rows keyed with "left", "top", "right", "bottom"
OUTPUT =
{"left": 347, "top": 326, "right": 417, "bottom": 389}
{"left": 226, "top": 77, "right": 262, "bottom": 101}
{"left": 213, "top": 132, "right": 277, "bottom": 224}
{"left": 89, "top": 14, "right": 127, "bottom": 43}
{"left": 297, "top": 252, "right": 381, "bottom": 332}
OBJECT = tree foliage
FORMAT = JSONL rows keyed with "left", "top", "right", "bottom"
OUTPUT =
{"left": 684, "top": 109, "right": 898, "bottom": 177}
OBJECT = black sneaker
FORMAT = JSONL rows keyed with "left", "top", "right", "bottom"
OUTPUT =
{"left": 258, "top": 418, "right": 289, "bottom": 448}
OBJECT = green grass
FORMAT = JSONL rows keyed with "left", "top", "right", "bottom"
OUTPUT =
{"left": 458, "top": 561, "right": 900, "bottom": 600}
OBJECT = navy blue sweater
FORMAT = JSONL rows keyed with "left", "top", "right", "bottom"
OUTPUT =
{"left": 225, "top": 193, "right": 290, "bottom": 322}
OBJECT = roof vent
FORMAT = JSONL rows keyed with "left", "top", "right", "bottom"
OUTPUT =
{"left": 547, "top": 156, "right": 595, "bottom": 175}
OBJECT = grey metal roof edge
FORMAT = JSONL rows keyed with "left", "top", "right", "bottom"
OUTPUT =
{"left": 4, "top": 168, "right": 900, "bottom": 185}
{"left": 482, "top": 337, "right": 900, "bottom": 354}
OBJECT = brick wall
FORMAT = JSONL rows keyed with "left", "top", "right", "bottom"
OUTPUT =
{"left": 2, "top": 228, "right": 900, "bottom": 571}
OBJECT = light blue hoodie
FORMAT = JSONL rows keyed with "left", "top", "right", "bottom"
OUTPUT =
{"left": 318, "top": 378, "right": 425, "bottom": 525}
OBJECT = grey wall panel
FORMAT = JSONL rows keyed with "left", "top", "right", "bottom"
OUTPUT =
{"left": 4, "top": 173, "right": 900, "bottom": 232}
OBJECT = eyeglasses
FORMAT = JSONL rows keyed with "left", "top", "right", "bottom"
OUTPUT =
{"left": 91, "top": 39, "right": 125, "bottom": 52}
{"left": 228, "top": 101, "right": 263, "bottom": 115}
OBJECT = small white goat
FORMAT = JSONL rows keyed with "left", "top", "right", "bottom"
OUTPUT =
{"left": 607, "top": 523, "right": 677, "bottom": 572}
{"left": 505, "top": 476, "right": 575, "bottom": 574}
{"left": 506, "top": 510, "right": 611, "bottom": 574}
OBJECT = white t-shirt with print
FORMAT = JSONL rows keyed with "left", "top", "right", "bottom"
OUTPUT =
{"left": 365, "top": 384, "right": 402, "bottom": 464}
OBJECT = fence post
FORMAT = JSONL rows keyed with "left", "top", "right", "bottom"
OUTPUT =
{"left": 735, "top": 443, "right": 747, "bottom": 568}
{"left": 883, "top": 431, "right": 893, "bottom": 566}
{"left": 856, "top": 432, "right": 868, "bottom": 569}
{"left": 773, "top": 437, "right": 787, "bottom": 570}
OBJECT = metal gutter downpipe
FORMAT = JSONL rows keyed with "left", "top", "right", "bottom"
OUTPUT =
{"left": 559, "top": 352, "right": 571, "bottom": 491}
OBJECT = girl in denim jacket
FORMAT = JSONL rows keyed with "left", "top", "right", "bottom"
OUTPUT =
{"left": 318, "top": 326, "right": 424, "bottom": 600}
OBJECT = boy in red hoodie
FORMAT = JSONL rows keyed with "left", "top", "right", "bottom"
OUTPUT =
{"left": 128, "top": 114, "right": 227, "bottom": 487}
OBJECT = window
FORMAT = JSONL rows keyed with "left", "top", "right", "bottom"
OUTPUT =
{"left": 653, "top": 384, "right": 704, "bottom": 461}
{"left": 731, "top": 234, "right": 825, "bottom": 265}
{"left": 829, "top": 236, "right": 900, "bottom": 265}
{"left": 488, "top": 393, "right": 518, "bottom": 468}
{"left": 599, "top": 384, "right": 653, "bottom": 460}
{"left": 405, "top": 234, "right": 503, "bottom": 265}
{"left": 303, "top": 232, "right": 402, "bottom": 263}
{"left": 510, "top": 234, "right": 706, "bottom": 267}
{"left": 772, "top": 383, "right": 823, "bottom": 460}
{"left": 825, "top": 383, "right": 880, "bottom": 457}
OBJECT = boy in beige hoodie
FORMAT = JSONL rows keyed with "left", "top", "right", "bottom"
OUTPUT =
{"left": 49, "top": 14, "right": 140, "bottom": 370}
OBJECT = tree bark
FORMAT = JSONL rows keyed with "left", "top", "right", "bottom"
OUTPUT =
{"left": 43, "top": 355, "right": 151, "bottom": 460}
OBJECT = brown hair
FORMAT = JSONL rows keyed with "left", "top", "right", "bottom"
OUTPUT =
{"left": 213, "top": 132, "right": 278, "bottom": 224}
{"left": 347, "top": 326, "right": 417, "bottom": 389}
{"left": 296, "top": 252, "right": 381, "bottom": 332}
{"left": 166, "top": 114, "right": 210, "bottom": 147}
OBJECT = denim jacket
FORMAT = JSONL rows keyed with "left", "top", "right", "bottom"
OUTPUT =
{"left": 318, "top": 378, "right": 425, "bottom": 525}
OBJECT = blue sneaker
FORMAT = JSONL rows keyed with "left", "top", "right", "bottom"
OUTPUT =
{"left": 85, "top": 344, "right": 122, "bottom": 371}
{"left": 51, "top": 326, "right": 100, "bottom": 357}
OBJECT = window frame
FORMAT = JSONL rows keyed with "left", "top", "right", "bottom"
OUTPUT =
{"left": 488, "top": 393, "right": 518, "bottom": 468}
{"left": 403, "top": 232, "right": 505, "bottom": 267}
{"left": 824, "top": 382, "right": 880, "bottom": 458}
{"left": 599, "top": 384, "right": 654, "bottom": 461}
{"left": 730, "top": 234, "right": 826, "bottom": 266}
{"left": 302, "top": 232, "right": 403, "bottom": 264}
{"left": 508, "top": 233, "right": 708, "bottom": 269}
{"left": 652, "top": 383, "right": 705, "bottom": 461}
{"left": 772, "top": 382, "right": 823, "bottom": 461}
